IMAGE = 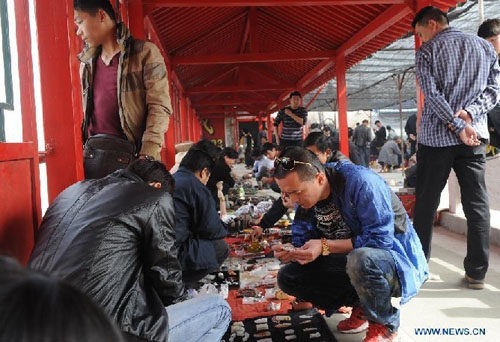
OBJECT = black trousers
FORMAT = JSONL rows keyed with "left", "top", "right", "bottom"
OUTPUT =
{"left": 413, "top": 143, "right": 490, "bottom": 280}
{"left": 277, "top": 254, "right": 359, "bottom": 310}
{"left": 409, "top": 139, "right": 417, "bottom": 157}
{"left": 182, "top": 240, "right": 230, "bottom": 283}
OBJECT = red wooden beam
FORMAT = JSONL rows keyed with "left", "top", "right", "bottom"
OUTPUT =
{"left": 268, "top": 2, "right": 413, "bottom": 111}
{"left": 336, "top": 4, "right": 413, "bottom": 57}
{"left": 128, "top": 0, "right": 145, "bottom": 39}
{"left": 433, "top": 0, "right": 460, "bottom": 9}
{"left": 200, "top": 112, "right": 255, "bottom": 118}
{"left": 267, "top": 115, "right": 272, "bottom": 142}
{"left": 249, "top": 7, "right": 259, "bottom": 53}
{"left": 240, "top": 10, "right": 251, "bottom": 53}
{"left": 186, "top": 83, "right": 293, "bottom": 94}
{"left": 119, "top": 0, "right": 129, "bottom": 27}
{"left": 186, "top": 65, "right": 239, "bottom": 89}
{"left": 336, "top": 54, "right": 349, "bottom": 158}
{"left": 144, "top": 17, "right": 177, "bottom": 167}
{"left": 172, "top": 50, "right": 336, "bottom": 66}
{"left": 297, "top": 58, "right": 336, "bottom": 91}
{"left": 305, "top": 82, "right": 327, "bottom": 109}
{"left": 15, "top": 0, "right": 43, "bottom": 234}
{"left": 0, "top": 143, "right": 39, "bottom": 161}
{"left": 415, "top": 0, "right": 431, "bottom": 132}
{"left": 194, "top": 98, "right": 273, "bottom": 106}
{"left": 197, "top": 109, "right": 254, "bottom": 115}
{"left": 145, "top": 0, "right": 407, "bottom": 8}
{"left": 170, "top": 11, "right": 247, "bottom": 54}
{"left": 145, "top": 17, "right": 185, "bottom": 94}
{"left": 36, "top": 0, "right": 85, "bottom": 202}
{"left": 240, "top": 65, "right": 281, "bottom": 85}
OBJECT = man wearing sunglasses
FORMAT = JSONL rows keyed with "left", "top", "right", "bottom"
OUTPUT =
{"left": 272, "top": 147, "right": 428, "bottom": 342}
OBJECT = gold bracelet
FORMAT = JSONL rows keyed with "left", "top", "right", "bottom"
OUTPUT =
{"left": 321, "top": 238, "right": 330, "bottom": 256}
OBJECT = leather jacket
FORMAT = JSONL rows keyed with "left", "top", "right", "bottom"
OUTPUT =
{"left": 29, "top": 169, "right": 185, "bottom": 341}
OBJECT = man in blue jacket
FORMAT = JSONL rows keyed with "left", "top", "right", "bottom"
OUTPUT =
{"left": 173, "top": 140, "right": 229, "bottom": 284}
{"left": 273, "top": 147, "right": 428, "bottom": 342}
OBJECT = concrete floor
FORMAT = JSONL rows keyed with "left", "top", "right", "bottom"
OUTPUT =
{"left": 325, "top": 226, "right": 500, "bottom": 342}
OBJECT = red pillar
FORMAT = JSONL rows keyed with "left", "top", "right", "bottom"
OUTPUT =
{"left": 185, "top": 102, "right": 191, "bottom": 141}
{"left": 267, "top": 115, "right": 272, "bottom": 142}
{"left": 415, "top": 36, "right": 424, "bottom": 133}
{"left": 180, "top": 96, "right": 188, "bottom": 142}
{"left": 119, "top": 0, "right": 129, "bottom": 27}
{"left": 128, "top": 0, "right": 145, "bottom": 39}
{"left": 235, "top": 119, "right": 240, "bottom": 149}
{"left": 187, "top": 107, "right": 192, "bottom": 141}
{"left": 193, "top": 114, "right": 200, "bottom": 142}
{"left": 336, "top": 54, "right": 349, "bottom": 158}
{"left": 162, "top": 122, "right": 176, "bottom": 170}
{"left": 189, "top": 105, "right": 196, "bottom": 141}
{"left": 414, "top": 0, "right": 430, "bottom": 133}
{"left": 36, "top": 0, "right": 84, "bottom": 202}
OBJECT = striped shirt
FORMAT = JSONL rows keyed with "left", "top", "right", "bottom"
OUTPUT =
{"left": 274, "top": 106, "right": 308, "bottom": 141}
{"left": 415, "top": 27, "right": 500, "bottom": 147}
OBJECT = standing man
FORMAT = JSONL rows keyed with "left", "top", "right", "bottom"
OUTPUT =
{"left": 405, "top": 114, "right": 418, "bottom": 156}
{"left": 413, "top": 7, "right": 500, "bottom": 289}
{"left": 74, "top": 0, "right": 172, "bottom": 179}
{"left": 353, "top": 119, "right": 372, "bottom": 167}
{"left": 370, "top": 120, "right": 386, "bottom": 160}
{"left": 274, "top": 91, "right": 308, "bottom": 148}
{"left": 258, "top": 123, "right": 269, "bottom": 147}
{"left": 478, "top": 19, "right": 500, "bottom": 150}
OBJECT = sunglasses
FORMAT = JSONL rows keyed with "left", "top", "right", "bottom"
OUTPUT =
{"left": 274, "top": 157, "right": 314, "bottom": 171}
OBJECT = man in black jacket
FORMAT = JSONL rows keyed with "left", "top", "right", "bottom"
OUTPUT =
{"left": 478, "top": 19, "right": 500, "bottom": 149}
{"left": 370, "top": 120, "right": 387, "bottom": 159}
{"left": 353, "top": 120, "right": 372, "bottom": 167}
{"left": 173, "top": 140, "right": 230, "bottom": 283}
{"left": 405, "top": 114, "right": 418, "bottom": 156}
{"left": 29, "top": 159, "right": 231, "bottom": 342}
{"left": 207, "top": 147, "right": 238, "bottom": 202}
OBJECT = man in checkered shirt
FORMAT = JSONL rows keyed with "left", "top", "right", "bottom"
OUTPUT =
{"left": 413, "top": 6, "right": 500, "bottom": 289}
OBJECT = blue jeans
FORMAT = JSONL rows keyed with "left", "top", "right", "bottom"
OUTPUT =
{"left": 347, "top": 247, "right": 401, "bottom": 332}
{"left": 166, "top": 294, "right": 231, "bottom": 342}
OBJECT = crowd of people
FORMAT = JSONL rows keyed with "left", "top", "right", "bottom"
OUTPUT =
{"left": 1, "top": 2, "right": 499, "bottom": 342}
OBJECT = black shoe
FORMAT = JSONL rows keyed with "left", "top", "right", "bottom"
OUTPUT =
{"left": 465, "top": 274, "right": 485, "bottom": 290}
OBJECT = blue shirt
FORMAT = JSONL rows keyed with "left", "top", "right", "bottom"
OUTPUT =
{"left": 415, "top": 27, "right": 500, "bottom": 147}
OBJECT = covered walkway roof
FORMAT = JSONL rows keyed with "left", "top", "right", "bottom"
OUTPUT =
{"left": 143, "top": 0, "right": 464, "bottom": 119}
{"left": 303, "top": 0, "right": 500, "bottom": 112}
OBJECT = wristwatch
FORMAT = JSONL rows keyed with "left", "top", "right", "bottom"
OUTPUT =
{"left": 321, "top": 238, "right": 330, "bottom": 256}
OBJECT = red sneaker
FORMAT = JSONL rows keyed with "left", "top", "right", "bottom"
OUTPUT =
{"left": 337, "top": 306, "right": 368, "bottom": 334}
{"left": 364, "top": 322, "right": 399, "bottom": 342}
